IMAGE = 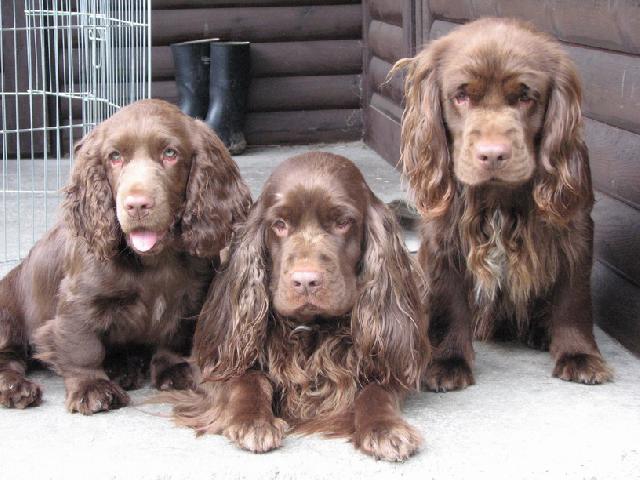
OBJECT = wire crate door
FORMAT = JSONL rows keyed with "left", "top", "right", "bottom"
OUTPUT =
{"left": 0, "top": 0, "right": 151, "bottom": 274}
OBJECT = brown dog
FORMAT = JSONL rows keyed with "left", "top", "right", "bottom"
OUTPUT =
{"left": 396, "top": 18, "right": 611, "bottom": 391}
{"left": 0, "top": 99, "right": 251, "bottom": 413}
{"left": 169, "top": 152, "right": 429, "bottom": 461}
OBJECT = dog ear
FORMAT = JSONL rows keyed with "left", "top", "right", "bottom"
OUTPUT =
{"left": 62, "top": 127, "right": 120, "bottom": 260}
{"left": 394, "top": 39, "right": 453, "bottom": 218}
{"left": 193, "top": 201, "right": 270, "bottom": 381}
{"left": 534, "top": 51, "right": 593, "bottom": 224}
{"left": 181, "top": 120, "right": 252, "bottom": 258}
{"left": 351, "top": 193, "right": 430, "bottom": 388}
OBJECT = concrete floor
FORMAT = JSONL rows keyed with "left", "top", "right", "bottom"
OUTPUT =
{"left": 0, "top": 142, "right": 639, "bottom": 479}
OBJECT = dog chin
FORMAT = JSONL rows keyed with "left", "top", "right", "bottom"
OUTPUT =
{"left": 456, "top": 171, "right": 533, "bottom": 188}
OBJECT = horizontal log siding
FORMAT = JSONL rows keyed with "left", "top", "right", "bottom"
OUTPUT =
{"left": 362, "top": 0, "right": 413, "bottom": 167}
{"left": 151, "top": 2, "right": 363, "bottom": 145}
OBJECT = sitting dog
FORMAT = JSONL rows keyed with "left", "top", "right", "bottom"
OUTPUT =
{"left": 396, "top": 17, "right": 612, "bottom": 391}
{"left": 0, "top": 99, "right": 251, "bottom": 413}
{"left": 169, "top": 152, "right": 429, "bottom": 461}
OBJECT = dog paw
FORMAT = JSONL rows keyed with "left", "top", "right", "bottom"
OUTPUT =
{"left": 0, "top": 371, "right": 42, "bottom": 409}
{"left": 422, "top": 357, "right": 475, "bottom": 392}
{"left": 66, "top": 378, "right": 130, "bottom": 415}
{"left": 355, "top": 418, "right": 422, "bottom": 462}
{"left": 105, "top": 347, "right": 150, "bottom": 391}
{"left": 152, "top": 362, "right": 195, "bottom": 391}
{"left": 553, "top": 353, "right": 613, "bottom": 385}
{"left": 224, "top": 416, "right": 288, "bottom": 453}
{"left": 525, "top": 327, "right": 550, "bottom": 351}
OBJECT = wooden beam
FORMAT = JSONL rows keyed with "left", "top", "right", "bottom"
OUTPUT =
{"left": 151, "top": 40, "right": 363, "bottom": 80}
{"left": 245, "top": 109, "right": 363, "bottom": 144}
{"left": 152, "top": 5, "right": 362, "bottom": 44}
{"left": 592, "top": 260, "right": 640, "bottom": 355}
{"left": 151, "top": 74, "right": 361, "bottom": 112}
{"left": 367, "top": 20, "right": 404, "bottom": 64}
{"left": 586, "top": 117, "right": 640, "bottom": 210}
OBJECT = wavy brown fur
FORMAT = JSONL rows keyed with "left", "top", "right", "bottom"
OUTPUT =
{"left": 172, "top": 152, "right": 429, "bottom": 461}
{"left": 0, "top": 99, "right": 251, "bottom": 413}
{"left": 395, "top": 18, "right": 611, "bottom": 392}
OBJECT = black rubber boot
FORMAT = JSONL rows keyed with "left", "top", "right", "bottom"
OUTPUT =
{"left": 170, "top": 38, "right": 218, "bottom": 119}
{"left": 205, "top": 42, "right": 251, "bottom": 154}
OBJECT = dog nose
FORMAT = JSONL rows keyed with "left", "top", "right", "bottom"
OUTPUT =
{"left": 124, "top": 194, "right": 154, "bottom": 218}
{"left": 291, "top": 271, "right": 323, "bottom": 295}
{"left": 475, "top": 142, "right": 512, "bottom": 169}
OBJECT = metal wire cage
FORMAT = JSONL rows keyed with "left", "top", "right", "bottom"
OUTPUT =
{"left": 0, "top": 0, "right": 151, "bottom": 274}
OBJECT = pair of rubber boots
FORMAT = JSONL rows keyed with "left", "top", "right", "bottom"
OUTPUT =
{"left": 171, "top": 39, "right": 250, "bottom": 154}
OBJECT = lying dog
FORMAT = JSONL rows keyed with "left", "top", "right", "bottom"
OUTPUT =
{"left": 169, "top": 152, "right": 429, "bottom": 461}
{"left": 0, "top": 99, "right": 251, "bottom": 413}
{"left": 396, "top": 17, "right": 612, "bottom": 390}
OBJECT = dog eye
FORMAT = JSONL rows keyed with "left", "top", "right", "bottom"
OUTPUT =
{"left": 162, "top": 147, "right": 178, "bottom": 164}
{"left": 453, "top": 91, "right": 469, "bottom": 106}
{"left": 335, "top": 218, "right": 353, "bottom": 232}
{"left": 109, "top": 150, "right": 122, "bottom": 166}
{"left": 518, "top": 93, "right": 534, "bottom": 106}
{"left": 272, "top": 219, "right": 288, "bottom": 237}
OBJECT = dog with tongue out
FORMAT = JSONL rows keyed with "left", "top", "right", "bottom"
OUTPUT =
{"left": 0, "top": 100, "right": 252, "bottom": 414}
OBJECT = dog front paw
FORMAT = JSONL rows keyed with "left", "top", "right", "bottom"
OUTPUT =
{"left": 525, "top": 326, "right": 550, "bottom": 351}
{"left": 104, "top": 346, "right": 151, "bottom": 391}
{"left": 224, "top": 416, "right": 288, "bottom": 453}
{"left": 152, "top": 361, "right": 195, "bottom": 391}
{"left": 422, "top": 357, "right": 475, "bottom": 392}
{"left": 355, "top": 418, "right": 422, "bottom": 462}
{"left": 553, "top": 353, "right": 613, "bottom": 385}
{"left": 66, "top": 378, "right": 129, "bottom": 414}
{"left": 0, "top": 371, "right": 42, "bottom": 409}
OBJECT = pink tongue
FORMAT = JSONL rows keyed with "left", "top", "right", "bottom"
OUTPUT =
{"left": 129, "top": 231, "right": 159, "bottom": 252}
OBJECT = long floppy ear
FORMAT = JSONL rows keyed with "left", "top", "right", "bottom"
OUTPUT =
{"left": 394, "top": 40, "right": 453, "bottom": 218}
{"left": 351, "top": 194, "right": 430, "bottom": 389}
{"left": 181, "top": 120, "right": 252, "bottom": 258}
{"left": 193, "top": 201, "right": 270, "bottom": 381}
{"left": 534, "top": 52, "right": 593, "bottom": 223}
{"left": 62, "top": 127, "right": 120, "bottom": 260}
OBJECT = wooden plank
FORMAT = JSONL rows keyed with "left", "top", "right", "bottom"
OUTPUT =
{"left": 427, "top": 0, "right": 640, "bottom": 56}
{"left": 592, "top": 260, "right": 640, "bottom": 355}
{"left": 368, "top": 20, "right": 405, "bottom": 64}
{"left": 251, "top": 40, "right": 363, "bottom": 78}
{"left": 368, "top": 0, "right": 403, "bottom": 27}
{"left": 248, "top": 75, "right": 361, "bottom": 112}
{"left": 152, "top": 40, "right": 363, "bottom": 80}
{"left": 368, "top": 56, "right": 404, "bottom": 105}
{"left": 586, "top": 118, "right": 640, "bottom": 209}
{"left": 369, "top": 92, "right": 402, "bottom": 120}
{"left": 416, "top": 0, "right": 430, "bottom": 49}
{"left": 566, "top": 45, "right": 640, "bottom": 136}
{"left": 592, "top": 192, "right": 640, "bottom": 288}
{"left": 402, "top": 0, "right": 416, "bottom": 57}
{"left": 428, "top": 19, "right": 457, "bottom": 41}
{"left": 153, "top": 0, "right": 360, "bottom": 7}
{"left": 151, "top": 74, "right": 361, "bottom": 112}
{"left": 361, "top": 0, "right": 372, "bottom": 111}
{"left": 245, "top": 109, "right": 362, "bottom": 144}
{"left": 152, "top": 5, "right": 362, "bottom": 44}
{"left": 364, "top": 99, "right": 401, "bottom": 168}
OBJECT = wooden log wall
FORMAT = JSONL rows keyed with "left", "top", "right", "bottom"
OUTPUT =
{"left": 397, "top": 0, "right": 640, "bottom": 355}
{"left": 151, "top": 1, "right": 363, "bottom": 145}
{"left": 362, "top": 0, "right": 415, "bottom": 165}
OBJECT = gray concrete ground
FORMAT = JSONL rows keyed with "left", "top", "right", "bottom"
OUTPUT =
{"left": 0, "top": 142, "right": 639, "bottom": 479}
